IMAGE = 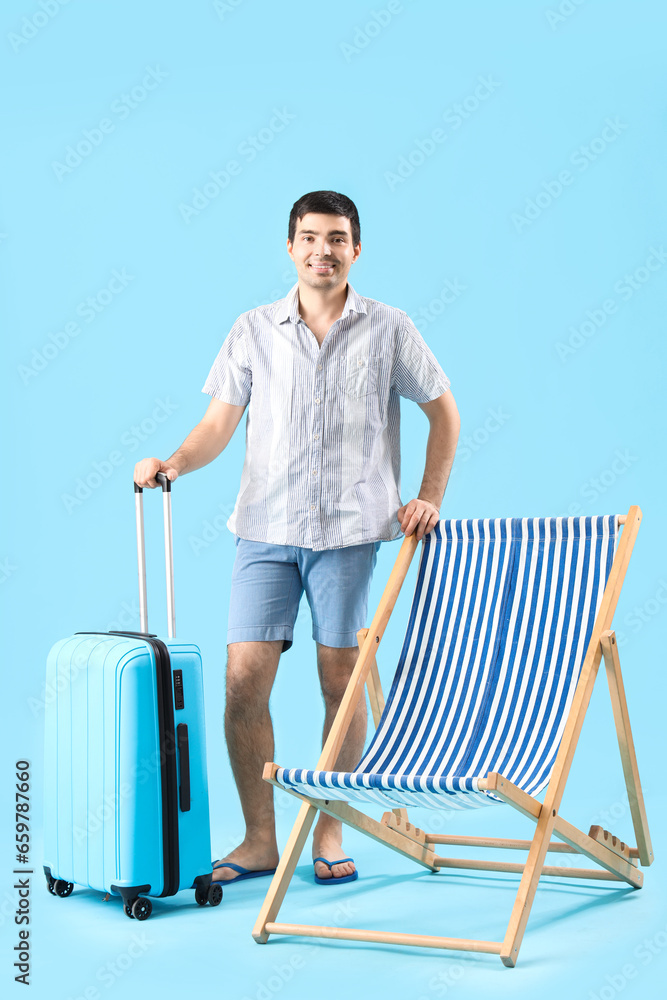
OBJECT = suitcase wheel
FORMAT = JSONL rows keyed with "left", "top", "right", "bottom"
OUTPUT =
{"left": 208, "top": 883, "right": 223, "bottom": 907}
{"left": 195, "top": 883, "right": 223, "bottom": 906}
{"left": 54, "top": 880, "right": 74, "bottom": 898}
{"left": 127, "top": 897, "right": 152, "bottom": 921}
{"left": 45, "top": 874, "right": 56, "bottom": 895}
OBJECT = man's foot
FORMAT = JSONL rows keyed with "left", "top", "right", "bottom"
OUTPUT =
{"left": 211, "top": 841, "right": 279, "bottom": 883}
{"left": 312, "top": 837, "right": 356, "bottom": 882}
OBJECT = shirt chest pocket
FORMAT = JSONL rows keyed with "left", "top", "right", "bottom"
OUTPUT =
{"left": 338, "top": 355, "right": 380, "bottom": 398}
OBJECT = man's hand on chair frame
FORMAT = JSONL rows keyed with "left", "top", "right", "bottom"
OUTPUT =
{"left": 397, "top": 498, "right": 440, "bottom": 541}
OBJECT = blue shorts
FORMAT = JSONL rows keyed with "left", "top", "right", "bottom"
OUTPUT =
{"left": 227, "top": 536, "right": 381, "bottom": 651}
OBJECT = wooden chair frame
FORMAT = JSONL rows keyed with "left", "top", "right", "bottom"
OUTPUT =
{"left": 252, "top": 506, "right": 653, "bottom": 967}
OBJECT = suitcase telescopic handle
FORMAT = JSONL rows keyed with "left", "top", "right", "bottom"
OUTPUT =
{"left": 133, "top": 472, "right": 176, "bottom": 638}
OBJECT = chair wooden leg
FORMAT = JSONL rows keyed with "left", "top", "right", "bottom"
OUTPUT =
{"left": 498, "top": 506, "right": 643, "bottom": 966}
{"left": 360, "top": 625, "right": 409, "bottom": 826}
{"left": 252, "top": 800, "right": 318, "bottom": 943}
{"left": 600, "top": 630, "right": 654, "bottom": 866}
{"left": 498, "top": 805, "right": 556, "bottom": 967}
{"left": 315, "top": 534, "right": 418, "bottom": 774}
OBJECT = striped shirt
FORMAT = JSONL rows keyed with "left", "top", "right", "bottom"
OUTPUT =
{"left": 202, "top": 281, "right": 451, "bottom": 550}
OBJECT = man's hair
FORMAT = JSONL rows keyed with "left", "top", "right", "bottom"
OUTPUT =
{"left": 288, "top": 190, "right": 360, "bottom": 247}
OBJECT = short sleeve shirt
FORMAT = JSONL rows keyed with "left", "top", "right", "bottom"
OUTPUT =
{"left": 202, "top": 281, "right": 450, "bottom": 550}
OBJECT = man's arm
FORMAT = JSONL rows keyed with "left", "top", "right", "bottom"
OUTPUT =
{"left": 134, "top": 397, "right": 247, "bottom": 488}
{"left": 397, "top": 390, "right": 460, "bottom": 540}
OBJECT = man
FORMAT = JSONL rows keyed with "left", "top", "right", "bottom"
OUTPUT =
{"left": 134, "top": 190, "right": 460, "bottom": 885}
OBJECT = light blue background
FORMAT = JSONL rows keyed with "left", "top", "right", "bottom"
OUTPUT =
{"left": 2, "top": 1, "right": 666, "bottom": 997}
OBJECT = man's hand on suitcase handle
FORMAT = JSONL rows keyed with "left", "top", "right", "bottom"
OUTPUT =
{"left": 134, "top": 457, "right": 180, "bottom": 490}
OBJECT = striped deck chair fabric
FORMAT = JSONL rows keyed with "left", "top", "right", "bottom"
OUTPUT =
{"left": 275, "top": 516, "right": 618, "bottom": 811}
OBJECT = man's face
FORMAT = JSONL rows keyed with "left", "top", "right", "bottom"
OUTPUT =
{"left": 287, "top": 212, "right": 361, "bottom": 290}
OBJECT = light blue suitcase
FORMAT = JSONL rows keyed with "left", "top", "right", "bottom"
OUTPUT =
{"left": 43, "top": 474, "right": 221, "bottom": 919}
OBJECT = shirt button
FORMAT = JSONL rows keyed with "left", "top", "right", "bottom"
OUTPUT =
{"left": 317, "top": 364, "right": 322, "bottom": 371}
{"left": 314, "top": 434, "right": 320, "bottom": 440}
{"left": 314, "top": 398, "right": 320, "bottom": 404}
{"left": 310, "top": 504, "right": 316, "bottom": 510}
{"left": 313, "top": 469, "right": 318, "bottom": 475}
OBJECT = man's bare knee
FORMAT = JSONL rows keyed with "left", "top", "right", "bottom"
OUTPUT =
{"left": 316, "top": 644, "right": 359, "bottom": 704}
{"left": 226, "top": 639, "right": 282, "bottom": 705}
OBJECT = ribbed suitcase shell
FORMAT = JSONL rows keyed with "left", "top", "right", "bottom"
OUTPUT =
{"left": 43, "top": 631, "right": 212, "bottom": 901}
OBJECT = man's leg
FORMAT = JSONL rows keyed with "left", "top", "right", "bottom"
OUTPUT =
{"left": 217, "top": 535, "right": 303, "bottom": 882}
{"left": 300, "top": 540, "right": 380, "bottom": 881}
{"left": 213, "top": 639, "right": 283, "bottom": 882}
{"left": 311, "top": 642, "right": 368, "bottom": 880}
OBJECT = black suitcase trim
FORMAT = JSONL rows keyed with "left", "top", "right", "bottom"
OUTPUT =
{"left": 76, "top": 631, "right": 181, "bottom": 898}
{"left": 147, "top": 635, "right": 180, "bottom": 898}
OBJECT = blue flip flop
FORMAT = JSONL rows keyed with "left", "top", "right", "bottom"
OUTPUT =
{"left": 313, "top": 856, "right": 359, "bottom": 886}
{"left": 211, "top": 860, "right": 277, "bottom": 884}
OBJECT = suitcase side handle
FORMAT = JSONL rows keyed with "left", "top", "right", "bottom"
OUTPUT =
{"left": 176, "top": 723, "right": 191, "bottom": 812}
{"left": 133, "top": 472, "right": 176, "bottom": 638}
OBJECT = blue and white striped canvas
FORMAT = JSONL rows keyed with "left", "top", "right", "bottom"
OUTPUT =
{"left": 274, "top": 516, "right": 618, "bottom": 811}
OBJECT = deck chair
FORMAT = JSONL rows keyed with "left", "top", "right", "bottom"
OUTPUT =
{"left": 253, "top": 507, "right": 653, "bottom": 967}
